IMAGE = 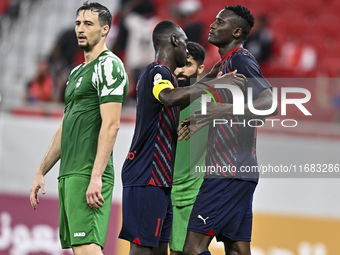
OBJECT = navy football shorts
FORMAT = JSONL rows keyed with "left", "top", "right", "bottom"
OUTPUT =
{"left": 188, "top": 178, "right": 257, "bottom": 242}
{"left": 119, "top": 186, "right": 172, "bottom": 247}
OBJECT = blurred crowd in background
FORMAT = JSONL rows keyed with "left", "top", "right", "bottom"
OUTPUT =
{"left": 1, "top": 0, "right": 340, "bottom": 122}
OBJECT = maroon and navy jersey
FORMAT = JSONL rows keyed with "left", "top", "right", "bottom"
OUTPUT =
{"left": 206, "top": 47, "right": 272, "bottom": 181}
{"left": 122, "top": 61, "right": 180, "bottom": 188}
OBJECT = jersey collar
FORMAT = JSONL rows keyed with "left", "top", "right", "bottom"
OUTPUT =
{"left": 221, "top": 46, "right": 243, "bottom": 63}
{"left": 155, "top": 61, "right": 165, "bottom": 66}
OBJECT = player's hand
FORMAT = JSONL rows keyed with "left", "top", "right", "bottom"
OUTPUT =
{"left": 206, "top": 60, "right": 221, "bottom": 78}
{"left": 86, "top": 176, "right": 104, "bottom": 209}
{"left": 215, "top": 70, "right": 247, "bottom": 91}
{"left": 194, "top": 102, "right": 233, "bottom": 121}
{"left": 30, "top": 173, "right": 46, "bottom": 210}
{"left": 178, "top": 115, "right": 210, "bottom": 141}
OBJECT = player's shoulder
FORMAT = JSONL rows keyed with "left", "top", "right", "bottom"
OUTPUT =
{"left": 230, "top": 48, "right": 259, "bottom": 70}
{"left": 149, "top": 62, "right": 171, "bottom": 74}
{"left": 98, "top": 50, "right": 125, "bottom": 68}
{"left": 70, "top": 63, "right": 84, "bottom": 76}
{"left": 146, "top": 62, "right": 172, "bottom": 81}
{"left": 232, "top": 48, "right": 256, "bottom": 62}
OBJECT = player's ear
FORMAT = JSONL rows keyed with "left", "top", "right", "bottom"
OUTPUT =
{"left": 171, "top": 34, "right": 179, "bottom": 47}
{"left": 102, "top": 25, "right": 109, "bottom": 37}
{"left": 233, "top": 28, "right": 242, "bottom": 39}
{"left": 197, "top": 64, "right": 205, "bottom": 76}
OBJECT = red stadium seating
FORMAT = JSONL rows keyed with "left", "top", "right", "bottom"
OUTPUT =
{"left": 150, "top": 0, "right": 339, "bottom": 79}
{"left": 0, "top": 0, "right": 10, "bottom": 14}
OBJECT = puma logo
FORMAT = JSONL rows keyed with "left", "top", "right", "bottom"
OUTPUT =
{"left": 198, "top": 215, "right": 209, "bottom": 225}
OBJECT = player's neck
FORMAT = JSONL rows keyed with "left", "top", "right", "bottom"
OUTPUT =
{"left": 83, "top": 42, "right": 108, "bottom": 66}
{"left": 155, "top": 51, "right": 176, "bottom": 73}
{"left": 218, "top": 42, "right": 243, "bottom": 60}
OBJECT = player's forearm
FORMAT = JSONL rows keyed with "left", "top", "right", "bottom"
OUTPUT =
{"left": 160, "top": 80, "right": 219, "bottom": 109}
{"left": 243, "top": 94, "right": 279, "bottom": 118}
{"left": 210, "top": 94, "right": 277, "bottom": 119}
{"left": 91, "top": 122, "right": 120, "bottom": 178}
{"left": 37, "top": 122, "right": 62, "bottom": 176}
{"left": 159, "top": 86, "right": 201, "bottom": 109}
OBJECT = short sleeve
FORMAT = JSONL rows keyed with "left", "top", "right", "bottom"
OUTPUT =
{"left": 229, "top": 53, "right": 272, "bottom": 100}
{"left": 149, "top": 64, "right": 173, "bottom": 86}
{"left": 93, "top": 56, "right": 129, "bottom": 104}
{"left": 148, "top": 64, "right": 174, "bottom": 101}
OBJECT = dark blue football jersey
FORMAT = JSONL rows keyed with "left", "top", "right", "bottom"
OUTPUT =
{"left": 122, "top": 61, "right": 180, "bottom": 188}
{"left": 206, "top": 47, "right": 272, "bottom": 181}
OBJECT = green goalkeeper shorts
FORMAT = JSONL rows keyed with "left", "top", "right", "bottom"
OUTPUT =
{"left": 58, "top": 175, "right": 113, "bottom": 249}
{"left": 169, "top": 204, "right": 194, "bottom": 252}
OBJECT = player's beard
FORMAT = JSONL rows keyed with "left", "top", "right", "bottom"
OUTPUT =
{"left": 176, "top": 71, "right": 198, "bottom": 87}
{"left": 78, "top": 42, "right": 90, "bottom": 51}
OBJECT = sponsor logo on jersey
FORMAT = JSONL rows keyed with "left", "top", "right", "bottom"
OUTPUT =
{"left": 74, "top": 232, "right": 86, "bottom": 237}
{"left": 153, "top": 73, "right": 162, "bottom": 85}
{"left": 126, "top": 150, "right": 137, "bottom": 160}
{"left": 76, "top": 77, "right": 83, "bottom": 89}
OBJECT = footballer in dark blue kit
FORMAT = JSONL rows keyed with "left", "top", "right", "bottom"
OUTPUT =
{"left": 121, "top": 61, "right": 179, "bottom": 188}
{"left": 119, "top": 61, "right": 179, "bottom": 247}
{"left": 178, "top": 5, "right": 278, "bottom": 255}
{"left": 119, "top": 20, "right": 248, "bottom": 255}
{"left": 205, "top": 46, "right": 271, "bottom": 181}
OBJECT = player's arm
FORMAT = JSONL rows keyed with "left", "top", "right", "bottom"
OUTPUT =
{"left": 178, "top": 89, "right": 277, "bottom": 141}
{"left": 203, "top": 87, "right": 278, "bottom": 119}
{"left": 200, "top": 60, "right": 222, "bottom": 79}
{"left": 86, "top": 102, "right": 122, "bottom": 209}
{"left": 196, "top": 54, "right": 278, "bottom": 119}
{"left": 30, "top": 120, "right": 63, "bottom": 210}
{"left": 156, "top": 71, "right": 247, "bottom": 109}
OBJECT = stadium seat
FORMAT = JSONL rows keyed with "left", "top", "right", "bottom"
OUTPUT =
{"left": 294, "top": 0, "right": 323, "bottom": 15}
{"left": 0, "top": 0, "right": 10, "bottom": 14}
{"left": 316, "top": 13, "right": 340, "bottom": 38}
{"left": 318, "top": 57, "right": 340, "bottom": 77}
{"left": 331, "top": 0, "right": 340, "bottom": 12}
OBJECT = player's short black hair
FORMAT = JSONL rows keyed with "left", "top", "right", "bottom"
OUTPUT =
{"left": 152, "top": 20, "right": 183, "bottom": 51}
{"left": 187, "top": 41, "right": 205, "bottom": 66}
{"left": 76, "top": 1, "right": 112, "bottom": 29}
{"left": 225, "top": 4, "right": 254, "bottom": 40}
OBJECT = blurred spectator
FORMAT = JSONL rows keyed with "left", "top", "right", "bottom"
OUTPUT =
{"left": 244, "top": 16, "right": 273, "bottom": 64}
{"left": 111, "top": 0, "right": 150, "bottom": 59}
{"left": 112, "top": 0, "right": 158, "bottom": 99}
{"left": 26, "top": 58, "right": 54, "bottom": 103}
{"left": 49, "top": 28, "right": 79, "bottom": 73}
{"left": 49, "top": 27, "right": 80, "bottom": 102}
{"left": 279, "top": 35, "right": 317, "bottom": 72}
{"left": 176, "top": 0, "right": 204, "bottom": 45}
{"left": 6, "top": 0, "right": 21, "bottom": 21}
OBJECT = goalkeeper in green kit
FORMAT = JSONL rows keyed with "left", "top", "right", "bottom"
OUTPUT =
{"left": 170, "top": 41, "right": 210, "bottom": 255}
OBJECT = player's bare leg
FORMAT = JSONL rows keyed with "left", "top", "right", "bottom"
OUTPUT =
{"left": 72, "top": 243, "right": 103, "bottom": 255}
{"left": 129, "top": 241, "right": 169, "bottom": 255}
{"left": 153, "top": 241, "right": 169, "bottom": 255}
{"left": 182, "top": 231, "right": 213, "bottom": 255}
{"left": 224, "top": 241, "right": 251, "bottom": 255}
{"left": 170, "top": 251, "right": 183, "bottom": 255}
{"left": 129, "top": 243, "right": 153, "bottom": 255}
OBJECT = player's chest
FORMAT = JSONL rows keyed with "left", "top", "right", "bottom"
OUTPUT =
{"left": 65, "top": 68, "right": 97, "bottom": 104}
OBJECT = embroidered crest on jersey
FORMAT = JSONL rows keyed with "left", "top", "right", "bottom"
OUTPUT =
{"left": 76, "top": 77, "right": 83, "bottom": 89}
{"left": 153, "top": 73, "right": 162, "bottom": 85}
